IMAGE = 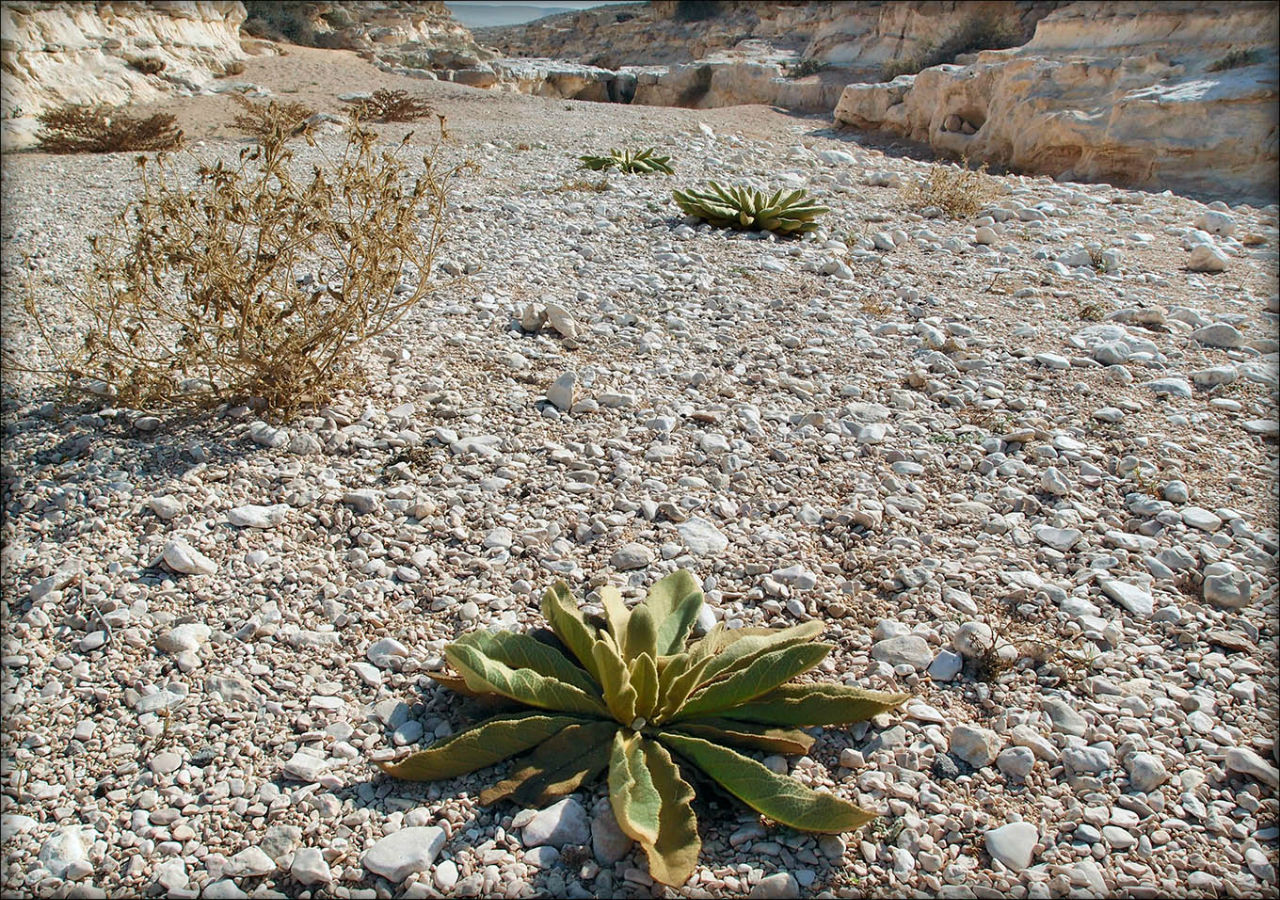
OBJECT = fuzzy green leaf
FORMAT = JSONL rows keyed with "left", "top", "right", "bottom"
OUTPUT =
{"left": 599, "top": 585, "right": 631, "bottom": 641}
{"left": 377, "top": 713, "right": 587, "bottom": 781}
{"left": 673, "top": 642, "right": 832, "bottom": 721}
{"left": 593, "top": 639, "right": 638, "bottom": 724}
{"left": 638, "top": 737, "right": 701, "bottom": 886}
{"left": 629, "top": 652, "right": 660, "bottom": 721}
{"left": 660, "top": 733, "right": 876, "bottom": 833}
{"left": 608, "top": 730, "right": 661, "bottom": 845}
{"left": 478, "top": 720, "right": 616, "bottom": 806}
{"left": 694, "top": 620, "right": 825, "bottom": 687}
{"left": 668, "top": 718, "right": 815, "bottom": 755}
{"left": 540, "top": 582, "right": 604, "bottom": 683}
{"left": 447, "top": 642, "right": 609, "bottom": 718}
{"left": 622, "top": 603, "right": 658, "bottom": 663}
{"left": 721, "top": 683, "right": 911, "bottom": 726}
{"left": 452, "top": 629, "right": 600, "bottom": 696}
{"left": 643, "top": 570, "right": 703, "bottom": 655}
{"left": 653, "top": 651, "right": 717, "bottom": 723}
{"left": 426, "top": 670, "right": 520, "bottom": 710}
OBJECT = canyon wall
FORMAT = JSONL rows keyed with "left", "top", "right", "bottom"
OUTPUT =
{"left": 833, "top": 1, "right": 1279, "bottom": 202}
{"left": 241, "top": 1, "right": 488, "bottom": 70}
{"left": 3, "top": 1, "right": 1275, "bottom": 202}
{"left": 1, "top": 1, "right": 248, "bottom": 141}
{"left": 476, "top": 1, "right": 1060, "bottom": 71}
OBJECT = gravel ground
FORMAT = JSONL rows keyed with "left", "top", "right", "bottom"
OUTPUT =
{"left": 1, "top": 49, "right": 1278, "bottom": 900}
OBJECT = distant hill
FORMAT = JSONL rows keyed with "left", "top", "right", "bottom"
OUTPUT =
{"left": 445, "top": 4, "right": 580, "bottom": 28}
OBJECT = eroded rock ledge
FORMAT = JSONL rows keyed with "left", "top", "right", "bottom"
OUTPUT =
{"left": 833, "top": 1, "right": 1279, "bottom": 202}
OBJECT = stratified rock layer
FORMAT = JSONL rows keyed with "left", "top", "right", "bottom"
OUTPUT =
{"left": 833, "top": 1, "right": 1279, "bottom": 202}
{"left": 1, "top": 0, "right": 247, "bottom": 146}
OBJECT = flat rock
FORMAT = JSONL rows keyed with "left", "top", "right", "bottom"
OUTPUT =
{"left": 1202, "top": 562, "right": 1253, "bottom": 608}
{"left": 610, "top": 542, "right": 653, "bottom": 570}
{"left": 950, "top": 724, "right": 1003, "bottom": 768}
{"left": 547, "top": 371, "right": 576, "bottom": 411}
{"left": 362, "top": 827, "right": 446, "bottom": 883}
{"left": 1144, "top": 378, "right": 1192, "bottom": 399}
{"left": 522, "top": 797, "right": 590, "bottom": 849}
{"left": 225, "top": 846, "right": 276, "bottom": 878}
{"left": 1125, "top": 752, "right": 1169, "bottom": 792}
{"left": 1187, "top": 244, "right": 1229, "bottom": 272}
{"left": 591, "top": 803, "right": 633, "bottom": 864}
{"left": 226, "top": 504, "right": 291, "bottom": 528}
{"left": 870, "top": 634, "right": 933, "bottom": 670}
{"left": 1033, "top": 525, "right": 1082, "bottom": 552}
{"left": 1042, "top": 696, "right": 1088, "bottom": 736}
{"left": 366, "top": 637, "right": 410, "bottom": 669}
{"left": 282, "top": 749, "right": 329, "bottom": 783}
{"left": 1225, "top": 747, "right": 1280, "bottom": 789}
{"left": 1181, "top": 506, "right": 1222, "bottom": 531}
{"left": 677, "top": 518, "right": 728, "bottom": 556}
{"left": 342, "top": 490, "right": 382, "bottom": 515}
{"left": 149, "top": 495, "right": 185, "bottom": 521}
{"left": 985, "top": 822, "right": 1037, "bottom": 872}
{"left": 161, "top": 541, "right": 216, "bottom": 576}
{"left": 155, "top": 623, "right": 212, "bottom": 654}
{"left": 1099, "top": 579, "right": 1154, "bottom": 617}
{"left": 750, "top": 872, "right": 801, "bottom": 899}
{"left": 290, "top": 848, "right": 332, "bottom": 885}
{"left": 1190, "top": 323, "right": 1246, "bottom": 348}
{"left": 38, "top": 826, "right": 88, "bottom": 879}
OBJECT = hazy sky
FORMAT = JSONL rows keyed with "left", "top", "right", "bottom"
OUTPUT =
{"left": 446, "top": 1, "right": 633, "bottom": 8}
{"left": 444, "top": 1, "right": 634, "bottom": 27}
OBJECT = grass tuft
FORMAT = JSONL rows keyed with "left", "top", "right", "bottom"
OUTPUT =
{"left": 901, "top": 159, "right": 1000, "bottom": 219}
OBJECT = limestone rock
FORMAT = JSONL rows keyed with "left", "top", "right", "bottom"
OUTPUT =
{"left": 1, "top": 1, "right": 246, "bottom": 150}
{"left": 985, "top": 821, "right": 1038, "bottom": 872}
{"left": 950, "top": 724, "right": 1004, "bottom": 768}
{"left": 522, "top": 798, "right": 591, "bottom": 849}
{"left": 832, "top": 2, "right": 1278, "bottom": 203}
{"left": 162, "top": 541, "right": 217, "bottom": 576}
{"left": 362, "top": 827, "right": 446, "bottom": 883}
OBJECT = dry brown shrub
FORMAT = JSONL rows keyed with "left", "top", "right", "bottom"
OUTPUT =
{"left": 901, "top": 159, "right": 1000, "bottom": 219}
{"left": 230, "top": 93, "right": 317, "bottom": 142}
{"left": 1207, "top": 49, "right": 1262, "bottom": 72}
{"left": 126, "top": 56, "right": 166, "bottom": 75}
{"left": 8, "top": 122, "right": 472, "bottom": 416}
{"left": 547, "top": 177, "right": 610, "bottom": 193}
{"left": 352, "top": 89, "right": 434, "bottom": 123}
{"left": 36, "top": 104, "right": 184, "bottom": 154}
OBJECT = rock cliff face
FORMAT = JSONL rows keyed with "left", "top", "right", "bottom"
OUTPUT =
{"left": 1, "top": 1, "right": 247, "bottom": 139}
{"left": 472, "top": 1, "right": 1060, "bottom": 114}
{"left": 242, "top": 1, "right": 487, "bottom": 70}
{"left": 475, "top": 1, "right": 799, "bottom": 69}
{"left": 833, "top": 1, "right": 1279, "bottom": 202}
{"left": 475, "top": 1, "right": 1058, "bottom": 71}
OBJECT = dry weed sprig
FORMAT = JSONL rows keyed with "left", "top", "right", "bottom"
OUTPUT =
{"left": 230, "top": 94, "right": 317, "bottom": 142}
{"left": 36, "top": 104, "right": 184, "bottom": 154}
{"left": 7, "top": 120, "right": 473, "bottom": 417}
{"left": 351, "top": 89, "right": 434, "bottom": 123}
{"left": 901, "top": 159, "right": 1000, "bottom": 219}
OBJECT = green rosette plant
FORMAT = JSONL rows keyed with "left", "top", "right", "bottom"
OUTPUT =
{"left": 378, "top": 570, "right": 908, "bottom": 886}
{"left": 580, "top": 147, "right": 675, "bottom": 175}
{"left": 673, "top": 182, "right": 829, "bottom": 235}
